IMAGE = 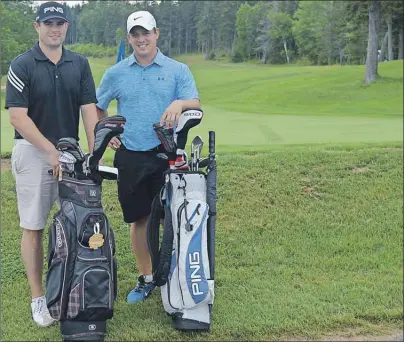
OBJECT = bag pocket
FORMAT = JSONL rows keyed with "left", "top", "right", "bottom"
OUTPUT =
{"left": 79, "top": 213, "right": 107, "bottom": 248}
{"left": 46, "top": 258, "right": 66, "bottom": 320}
{"left": 177, "top": 200, "right": 213, "bottom": 308}
{"left": 78, "top": 266, "right": 113, "bottom": 321}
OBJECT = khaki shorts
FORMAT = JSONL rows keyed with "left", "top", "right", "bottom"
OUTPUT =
{"left": 11, "top": 140, "right": 58, "bottom": 230}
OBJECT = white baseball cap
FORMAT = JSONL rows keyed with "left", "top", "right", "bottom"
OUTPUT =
{"left": 127, "top": 11, "right": 157, "bottom": 33}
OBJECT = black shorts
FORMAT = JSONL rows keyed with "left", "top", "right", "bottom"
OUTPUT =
{"left": 113, "top": 144, "right": 168, "bottom": 223}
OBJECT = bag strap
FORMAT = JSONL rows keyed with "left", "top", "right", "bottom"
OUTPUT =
{"left": 154, "top": 206, "right": 174, "bottom": 286}
{"left": 147, "top": 188, "right": 175, "bottom": 287}
{"left": 147, "top": 194, "right": 164, "bottom": 281}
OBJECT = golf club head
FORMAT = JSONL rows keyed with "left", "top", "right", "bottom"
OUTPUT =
{"left": 193, "top": 135, "right": 203, "bottom": 150}
{"left": 175, "top": 108, "right": 203, "bottom": 150}
{"left": 89, "top": 115, "right": 126, "bottom": 171}
{"left": 198, "top": 157, "right": 209, "bottom": 169}
{"left": 59, "top": 151, "right": 77, "bottom": 174}
{"left": 56, "top": 137, "right": 85, "bottom": 161}
{"left": 194, "top": 135, "right": 203, "bottom": 170}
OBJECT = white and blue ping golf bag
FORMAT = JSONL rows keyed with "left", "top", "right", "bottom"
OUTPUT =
{"left": 148, "top": 110, "right": 217, "bottom": 331}
{"left": 46, "top": 116, "right": 125, "bottom": 341}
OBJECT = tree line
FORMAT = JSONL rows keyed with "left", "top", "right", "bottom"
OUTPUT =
{"left": 1, "top": 1, "right": 403, "bottom": 84}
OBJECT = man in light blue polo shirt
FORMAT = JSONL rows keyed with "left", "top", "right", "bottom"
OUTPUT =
{"left": 96, "top": 10, "right": 201, "bottom": 304}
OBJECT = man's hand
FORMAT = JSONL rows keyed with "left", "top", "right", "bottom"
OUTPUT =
{"left": 48, "top": 148, "right": 61, "bottom": 179}
{"left": 108, "top": 137, "right": 121, "bottom": 150}
{"left": 160, "top": 100, "right": 183, "bottom": 127}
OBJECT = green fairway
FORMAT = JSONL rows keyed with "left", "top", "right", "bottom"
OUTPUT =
{"left": 1, "top": 56, "right": 402, "bottom": 154}
{"left": 183, "top": 56, "right": 403, "bottom": 118}
{"left": 1, "top": 145, "right": 402, "bottom": 341}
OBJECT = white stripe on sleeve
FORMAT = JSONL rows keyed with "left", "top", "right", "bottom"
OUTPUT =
{"left": 7, "top": 71, "right": 23, "bottom": 93}
{"left": 9, "top": 67, "right": 25, "bottom": 89}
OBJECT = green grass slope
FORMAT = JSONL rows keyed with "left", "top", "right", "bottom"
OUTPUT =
{"left": 1, "top": 145, "right": 402, "bottom": 340}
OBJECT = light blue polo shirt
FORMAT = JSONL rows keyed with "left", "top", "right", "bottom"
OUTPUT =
{"left": 96, "top": 48, "right": 199, "bottom": 151}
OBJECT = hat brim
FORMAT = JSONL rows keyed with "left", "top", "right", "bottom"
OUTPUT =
{"left": 127, "top": 22, "right": 155, "bottom": 33}
{"left": 38, "top": 15, "right": 68, "bottom": 23}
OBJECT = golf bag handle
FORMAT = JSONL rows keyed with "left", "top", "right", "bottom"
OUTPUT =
{"left": 209, "top": 131, "right": 215, "bottom": 155}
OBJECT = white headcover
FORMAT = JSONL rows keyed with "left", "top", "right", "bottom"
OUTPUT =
{"left": 176, "top": 109, "right": 203, "bottom": 133}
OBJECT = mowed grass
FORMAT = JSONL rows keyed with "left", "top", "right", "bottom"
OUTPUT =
{"left": 1, "top": 56, "right": 403, "bottom": 154}
{"left": 1, "top": 145, "right": 403, "bottom": 341}
{"left": 1, "top": 55, "right": 403, "bottom": 340}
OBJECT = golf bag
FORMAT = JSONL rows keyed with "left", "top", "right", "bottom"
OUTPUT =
{"left": 148, "top": 112, "right": 217, "bottom": 331}
{"left": 46, "top": 116, "right": 126, "bottom": 341}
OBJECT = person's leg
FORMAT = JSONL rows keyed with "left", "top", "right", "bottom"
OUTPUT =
{"left": 21, "top": 229, "right": 45, "bottom": 298}
{"left": 129, "top": 152, "right": 167, "bottom": 280}
{"left": 115, "top": 149, "right": 167, "bottom": 303}
{"left": 12, "top": 141, "right": 58, "bottom": 326}
{"left": 130, "top": 216, "right": 152, "bottom": 276}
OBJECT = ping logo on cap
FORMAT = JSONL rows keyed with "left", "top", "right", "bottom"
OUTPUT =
{"left": 44, "top": 6, "right": 64, "bottom": 13}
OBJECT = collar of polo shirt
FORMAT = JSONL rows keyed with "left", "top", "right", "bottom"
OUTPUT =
{"left": 32, "top": 42, "right": 73, "bottom": 62}
{"left": 128, "top": 47, "right": 164, "bottom": 67}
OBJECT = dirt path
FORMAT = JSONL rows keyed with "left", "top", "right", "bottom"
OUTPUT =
{"left": 1, "top": 158, "right": 11, "bottom": 170}
{"left": 305, "top": 329, "right": 403, "bottom": 341}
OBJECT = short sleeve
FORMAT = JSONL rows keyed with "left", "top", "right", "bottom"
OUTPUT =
{"left": 96, "top": 69, "right": 115, "bottom": 111}
{"left": 175, "top": 64, "right": 199, "bottom": 100}
{"left": 80, "top": 57, "right": 97, "bottom": 106}
{"left": 5, "top": 60, "right": 29, "bottom": 109}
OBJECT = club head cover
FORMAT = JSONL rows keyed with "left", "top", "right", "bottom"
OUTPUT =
{"left": 90, "top": 115, "right": 126, "bottom": 171}
{"left": 56, "top": 137, "right": 85, "bottom": 161}
{"left": 175, "top": 108, "right": 203, "bottom": 150}
{"left": 153, "top": 123, "right": 176, "bottom": 152}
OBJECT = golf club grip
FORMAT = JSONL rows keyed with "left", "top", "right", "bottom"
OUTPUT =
{"left": 209, "top": 131, "right": 215, "bottom": 154}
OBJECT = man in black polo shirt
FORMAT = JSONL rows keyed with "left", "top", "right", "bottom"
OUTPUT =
{"left": 5, "top": 1, "right": 99, "bottom": 327}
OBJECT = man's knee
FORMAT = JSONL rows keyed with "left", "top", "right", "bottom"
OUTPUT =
{"left": 132, "top": 216, "right": 149, "bottom": 229}
{"left": 22, "top": 229, "right": 43, "bottom": 250}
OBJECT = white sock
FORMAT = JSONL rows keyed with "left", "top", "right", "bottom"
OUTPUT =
{"left": 144, "top": 275, "right": 153, "bottom": 283}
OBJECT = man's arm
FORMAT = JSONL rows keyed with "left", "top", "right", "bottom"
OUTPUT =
{"left": 96, "top": 107, "right": 108, "bottom": 120}
{"left": 178, "top": 99, "right": 201, "bottom": 110}
{"left": 161, "top": 64, "right": 201, "bottom": 125}
{"left": 160, "top": 99, "right": 201, "bottom": 126}
{"left": 81, "top": 103, "right": 99, "bottom": 153}
{"left": 9, "top": 107, "right": 60, "bottom": 176}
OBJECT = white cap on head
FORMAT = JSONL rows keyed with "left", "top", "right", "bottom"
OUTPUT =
{"left": 127, "top": 11, "right": 157, "bottom": 33}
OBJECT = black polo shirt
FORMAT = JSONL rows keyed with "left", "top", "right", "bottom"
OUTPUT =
{"left": 5, "top": 42, "right": 97, "bottom": 145}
